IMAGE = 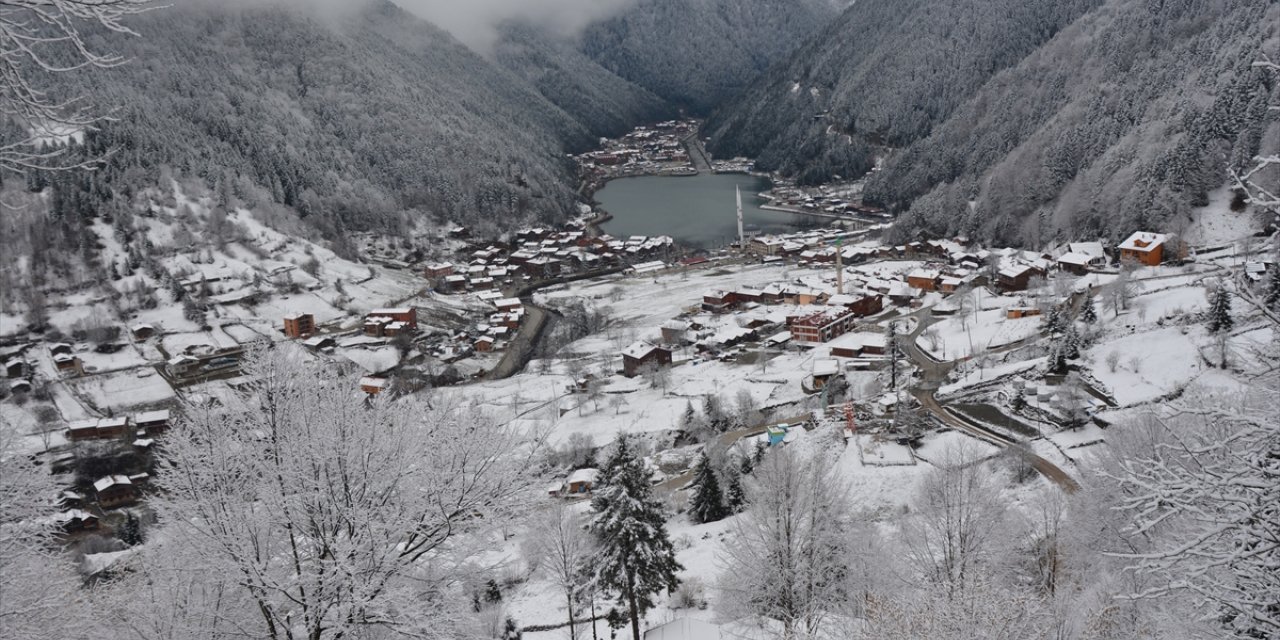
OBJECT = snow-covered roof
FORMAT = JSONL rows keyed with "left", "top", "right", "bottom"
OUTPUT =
{"left": 1057, "top": 252, "right": 1092, "bottom": 266}
{"left": 135, "top": 409, "right": 169, "bottom": 424}
{"left": 622, "top": 341, "right": 658, "bottom": 359}
{"left": 93, "top": 475, "right": 132, "bottom": 492}
{"left": 359, "top": 376, "right": 388, "bottom": 389}
{"left": 813, "top": 359, "right": 840, "bottom": 377}
{"left": 494, "top": 297, "right": 522, "bottom": 308}
{"left": 1118, "top": 231, "right": 1167, "bottom": 253}
{"left": 98, "top": 416, "right": 128, "bottom": 429}
{"left": 369, "top": 308, "right": 412, "bottom": 315}
{"left": 567, "top": 468, "right": 600, "bottom": 484}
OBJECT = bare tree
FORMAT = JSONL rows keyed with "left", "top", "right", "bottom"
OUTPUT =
{"left": 898, "top": 443, "right": 1009, "bottom": 598}
{"left": 0, "top": 0, "right": 153, "bottom": 173}
{"left": 127, "top": 346, "right": 539, "bottom": 640}
{"left": 527, "top": 503, "right": 595, "bottom": 640}
{"left": 1100, "top": 383, "right": 1280, "bottom": 638}
{"left": 718, "top": 447, "right": 862, "bottom": 638}
{"left": 0, "top": 428, "right": 88, "bottom": 640}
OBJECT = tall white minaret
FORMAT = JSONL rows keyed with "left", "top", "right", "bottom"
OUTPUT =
{"left": 736, "top": 185, "right": 744, "bottom": 248}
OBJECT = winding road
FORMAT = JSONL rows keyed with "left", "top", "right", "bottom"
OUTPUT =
{"left": 898, "top": 308, "right": 1082, "bottom": 493}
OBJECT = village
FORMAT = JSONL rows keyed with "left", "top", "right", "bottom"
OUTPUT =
{"left": 0, "top": 120, "right": 1275, "bottom": 633}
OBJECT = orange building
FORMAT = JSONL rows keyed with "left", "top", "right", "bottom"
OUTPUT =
{"left": 1117, "top": 232, "right": 1167, "bottom": 267}
{"left": 283, "top": 313, "right": 315, "bottom": 338}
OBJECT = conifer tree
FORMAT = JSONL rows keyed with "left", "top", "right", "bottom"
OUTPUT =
{"left": 1264, "top": 266, "right": 1280, "bottom": 312}
{"left": 119, "top": 511, "right": 143, "bottom": 546}
{"left": 1080, "top": 294, "right": 1098, "bottom": 324}
{"left": 726, "top": 470, "right": 746, "bottom": 513}
{"left": 591, "top": 434, "right": 682, "bottom": 640}
{"left": 1206, "top": 285, "right": 1234, "bottom": 334}
{"left": 688, "top": 453, "right": 728, "bottom": 524}
{"left": 1062, "top": 324, "right": 1081, "bottom": 360}
{"left": 501, "top": 617, "right": 522, "bottom": 640}
{"left": 484, "top": 578, "right": 503, "bottom": 604}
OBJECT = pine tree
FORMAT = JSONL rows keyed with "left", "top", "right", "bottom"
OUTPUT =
{"left": 1206, "top": 285, "right": 1234, "bottom": 334}
{"left": 591, "top": 435, "right": 682, "bottom": 640}
{"left": 726, "top": 471, "right": 746, "bottom": 513}
{"left": 739, "top": 453, "right": 754, "bottom": 476}
{"left": 1047, "top": 342, "right": 1068, "bottom": 375}
{"left": 501, "top": 617, "right": 521, "bottom": 640}
{"left": 1080, "top": 294, "right": 1098, "bottom": 324}
{"left": 484, "top": 578, "right": 503, "bottom": 604}
{"left": 886, "top": 320, "right": 901, "bottom": 390}
{"left": 679, "top": 400, "right": 699, "bottom": 433}
{"left": 1265, "top": 266, "right": 1280, "bottom": 312}
{"left": 688, "top": 453, "right": 728, "bottom": 524}
{"left": 119, "top": 511, "right": 143, "bottom": 546}
{"left": 1062, "top": 324, "right": 1081, "bottom": 360}
{"left": 702, "top": 394, "right": 727, "bottom": 433}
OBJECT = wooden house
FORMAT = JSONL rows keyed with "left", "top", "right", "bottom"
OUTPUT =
{"left": 130, "top": 324, "right": 157, "bottom": 340}
{"left": 1117, "top": 232, "right": 1167, "bottom": 266}
{"left": 997, "top": 264, "right": 1035, "bottom": 292}
{"left": 621, "top": 341, "right": 672, "bottom": 377}
{"left": 53, "top": 353, "right": 81, "bottom": 376}
{"left": 94, "top": 475, "right": 138, "bottom": 509}
{"left": 359, "top": 376, "right": 389, "bottom": 395}
{"left": 4, "top": 358, "right": 28, "bottom": 378}
{"left": 565, "top": 468, "right": 600, "bottom": 494}
{"left": 134, "top": 409, "right": 170, "bottom": 436}
{"left": 95, "top": 416, "right": 129, "bottom": 439}
{"left": 906, "top": 269, "right": 941, "bottom": 291}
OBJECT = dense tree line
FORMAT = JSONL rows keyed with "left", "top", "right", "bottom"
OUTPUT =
{"left": 579, "top": 0, "right": 836, "bottom": 115}
{"left": 708, "top": 0, "right": 1279, "bottom": 246}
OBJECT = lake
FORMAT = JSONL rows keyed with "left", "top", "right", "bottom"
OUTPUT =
{"left": 595, "top": 173, "right": 799, "bottom": 247}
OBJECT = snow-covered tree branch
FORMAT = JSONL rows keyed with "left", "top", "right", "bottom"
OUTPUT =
{"left": 0, "top": 0, "right": 153, "bottom": 173}
{"left": 117, "top": 346, "right": 540, "bottom": 640}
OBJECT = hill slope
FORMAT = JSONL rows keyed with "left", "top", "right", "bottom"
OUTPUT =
{"left": 580, "top": 0, "right": 838, "bottom": 114}
{"left": 49, "top": 1, "right": 642, "bottom": 240}
{"left": 707, "top": 0, "right": 1280, "bottom": 244}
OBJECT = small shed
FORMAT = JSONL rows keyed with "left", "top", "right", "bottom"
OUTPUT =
{"left": 565, "top": 468, "right": 600, "bottom": 494}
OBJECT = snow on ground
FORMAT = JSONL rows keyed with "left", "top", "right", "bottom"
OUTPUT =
{"left": 70, "top": 369, "right": 176, "bottom": 411}
{"left": 919, "top": 306, "right": 1041, "bottom": 360}
{"left": 1087, "top": 326, "right": 1208, "bottom": 405}
{"left": 1183, "top": 185, "right": 1262, "bottom": 246}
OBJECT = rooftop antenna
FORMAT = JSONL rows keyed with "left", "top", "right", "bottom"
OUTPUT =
{"left": 736, "top": 184, "right": 745, "bottom": 249}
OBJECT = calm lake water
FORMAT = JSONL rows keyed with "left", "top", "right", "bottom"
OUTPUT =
{"left": 596, "top": 173, "right": 798, "bottom": 247}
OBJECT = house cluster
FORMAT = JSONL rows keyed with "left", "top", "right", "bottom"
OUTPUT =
{"left": 66, "top": 409, "right": 170, "bottom": 445}
{"left": 573, "top": 120, "right": 697, "bottom": 184}
{"left": 40, "top": 409, "right": 173, "bottom": 536}
{"left": 362, "top": 308, "right": 418, "bottom": 338}
{"left": 763, "top": 182, "right": 887, "bottom": 218}
{"left": 430, "top": 225, "right": 673, "bottom": 294}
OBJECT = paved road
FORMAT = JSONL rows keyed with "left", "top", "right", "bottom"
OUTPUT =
{"left": 896, "top": 307, "right": 1081, "bottom": 493}
{"left": 681, "top": 133, "right": 713, "bottom": 173}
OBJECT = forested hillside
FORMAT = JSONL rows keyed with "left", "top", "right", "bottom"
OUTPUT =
{"left": 493, "top": 24, "right": 671, "bottom": 139}
{"left": 37, "top": 1, "right": 652, "bottom": 243}
{"left": 579, "top": 0, "right": 838, "bottom": 114}
{"left": 708, "top": 0, "right": 1280, "bottom": 245}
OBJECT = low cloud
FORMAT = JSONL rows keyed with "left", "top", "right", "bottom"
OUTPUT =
{"left": 392, "top": 0, "right": 636, "bottom": 54}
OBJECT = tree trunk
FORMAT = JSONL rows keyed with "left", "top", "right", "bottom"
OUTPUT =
{"left": 626, "top": 569, "right": 641, "bottom": 640}
{"left": 567, "top": 592, "right": 577, "bottom": 640}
